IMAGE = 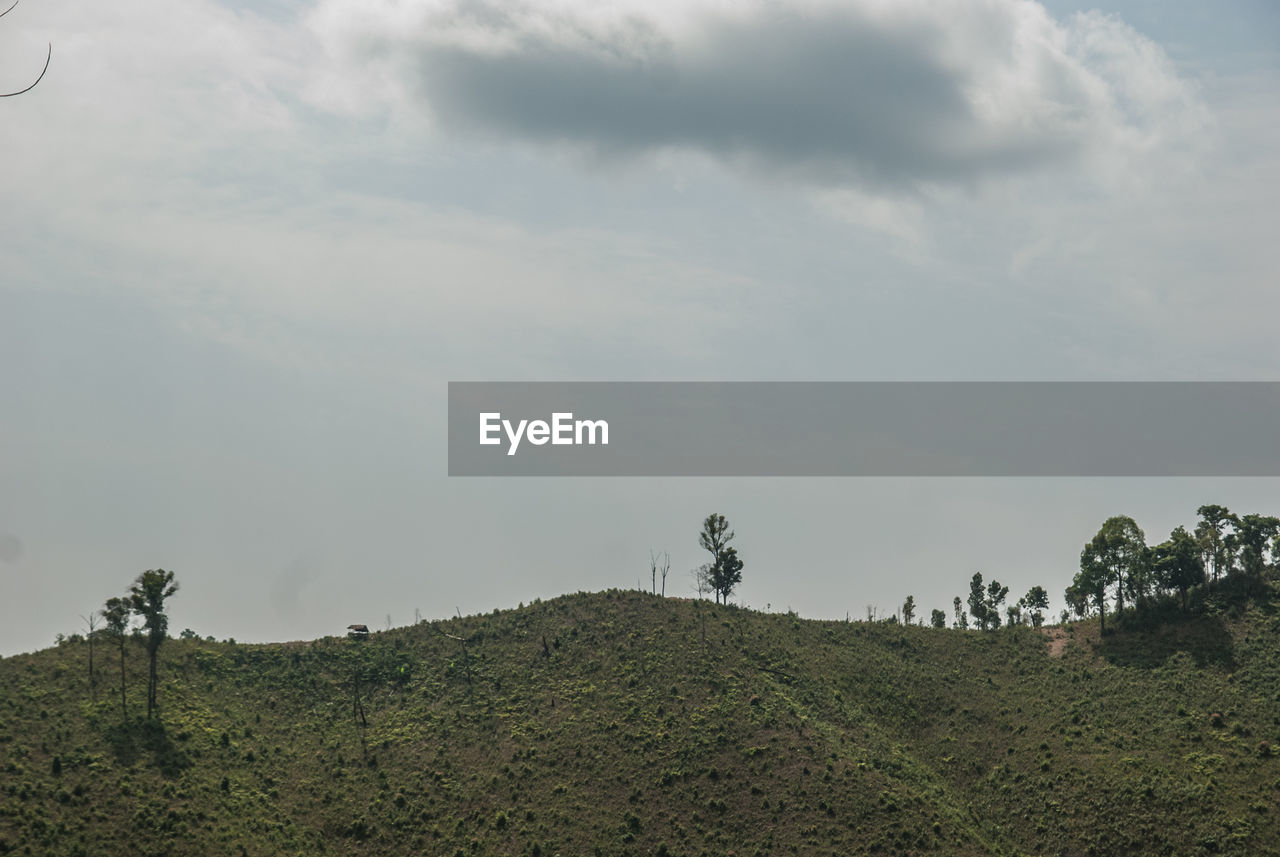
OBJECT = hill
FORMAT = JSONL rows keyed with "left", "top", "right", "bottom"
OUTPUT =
{"left": 3, "top": 589, "right": 1280, "bottom": 856}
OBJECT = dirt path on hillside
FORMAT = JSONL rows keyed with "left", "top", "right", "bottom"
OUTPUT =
{"left": 1042, "top": 627, "right": 1070, "bottom": 658}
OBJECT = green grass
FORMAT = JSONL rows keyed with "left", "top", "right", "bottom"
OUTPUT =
{"left": 4, "top": 588, "right": 1280, "bottom": 856}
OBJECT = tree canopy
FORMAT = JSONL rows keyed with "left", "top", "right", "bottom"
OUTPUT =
{"left": 129, "top": 569, "right": 179, "bottom": 719}
{"left": 698, "top": 514, "right": 743, "bottom": 603}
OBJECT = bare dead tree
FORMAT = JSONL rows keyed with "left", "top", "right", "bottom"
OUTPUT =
{"left": 436, "top": 624, "right": 474, "bottom": 697}
{"left": 649, "top": 549, "right": 671, "bottom": 597}
{"left": 80, "top": 612, "right": 99, "bottom": 701}
{"left": 352, "top": 669, "right": 367, "bottom": 727}
{"left": 0, "top": 1, "right": 51, "bottom": 98}
{"left": 692, "top": 564, "right": 711, "bottom": 648}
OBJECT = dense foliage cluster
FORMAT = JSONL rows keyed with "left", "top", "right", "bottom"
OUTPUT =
{"left": 1067, "top": 506, "right": 1279, "bottom": 633}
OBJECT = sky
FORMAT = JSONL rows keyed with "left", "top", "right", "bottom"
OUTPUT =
{"left": 2, "top": 0, "right": 1278, "bottom": 654}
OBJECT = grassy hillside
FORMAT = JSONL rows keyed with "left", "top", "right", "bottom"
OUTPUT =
{"left": 3, "top": 588, "right": 1280, "bottom": 856}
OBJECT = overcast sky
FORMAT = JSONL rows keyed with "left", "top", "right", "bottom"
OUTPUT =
{"left": 2, "top": 0, "right": 1278, "bottom": 654}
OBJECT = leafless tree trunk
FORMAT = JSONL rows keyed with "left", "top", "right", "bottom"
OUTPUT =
{"left": 81, "top": 612, "right": 98, "bottom": 701}
{"left": 352, "top": 670, "right": 367, "bottom": 727}
{"left": 651, "top": 550, "right": 670, "bottom": 597}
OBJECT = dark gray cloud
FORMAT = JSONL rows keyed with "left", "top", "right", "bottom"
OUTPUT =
{"left": 315, "top": 0, "right": 1202, "bottom": 189}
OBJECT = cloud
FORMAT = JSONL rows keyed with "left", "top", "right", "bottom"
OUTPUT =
{"left": 307, "top": 0, "right": 1209, "bottom": 190}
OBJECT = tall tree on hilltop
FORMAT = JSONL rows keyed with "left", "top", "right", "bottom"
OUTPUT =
{"left": 1152, "top": 525, "right": 1205, "bottom": 612}
{"left": 1063, "top": 581, "right": 1088, "bottom": 622}
{"left": 101, "top": 597, "right": 131, "bottom": 724}
{"left": 985, "top": 579, "right": 1009, "bottom": 630}
{"left": 1235, "top": 514, "right": 1280, "bottom": 595}
{"left": 698, "top": 514, "right": 743, "bottom": 604}
{"left": 1072, "top": 540, "right": 1112, "bottom": 633}
{"left": 968, "top": 573, "right": 990, "bottom": 631}
{"left": 1021, "top": 586, "right": 1050, "bottom": 628}
{"left": 1087, "top": 516, "right": 1147, "bottom": 615}
{"left": 129, "top": 569, "right": 179, "bottom": 720}
{"left": 712, "top": 547, "right": 744, "bottom": 603}
{"left": 1195, "top": 505, "right": 1238, "bottom": 586}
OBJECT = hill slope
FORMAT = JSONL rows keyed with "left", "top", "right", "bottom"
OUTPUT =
{"left": 3, "top": 590, "right": 1280, "bottom": 856}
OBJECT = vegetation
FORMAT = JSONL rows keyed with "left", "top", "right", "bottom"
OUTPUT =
{"left": 3, "top": 577, "right": 1280, "bottom": 856}
{"left": 4, "top": 506, "right": 1280, "bottom": 855}
{"left": 966, "top": 573, "right": 1008, "bottom": 632}
{"left": 698, "top": 513, "right": 744, "bottom": 604}
{"left": 1020, "top": 586, "right": 1049, "bottom": 628}
{"left": 1067, "top": 504, "right": 1280, "bottom": 634}
{"left": 128, "top": 570, "right": 180, "bottom": 720}
{"left": 101, "top": 598, "right": 131, "bottom": 725}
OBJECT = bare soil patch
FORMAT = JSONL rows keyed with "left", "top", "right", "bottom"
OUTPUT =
{"left": 1042, "top": 627, "right": 1070, "bottom": 658}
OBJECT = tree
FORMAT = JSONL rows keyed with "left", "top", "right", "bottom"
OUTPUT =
{"left": 0, "top": 0, "right": 50, "bottom": 98}
{"left": 693, "top": 563, "right": 714, "bottom": 599}
{"left": 1063, "top": 581, "right": 1089, "bottom": 621}
{"left": 967, "top": 574, "right": 989, "bottom": 631}
{"left": 953, "top": 596, "right": 968, "bottom": 630}
{"left": 1072, "top": 540, "right": 1112, "bottom": 634}
{"left": 650, "top": 550, "right": 671, "bottom": 597}
{"left": 985, "top": 579, "right": 1009, "bottom": 630}
{"left": 930, "top": 608, "right": 946, "bottom": 629}
{"left": 1084, "top": 516, "right": 1147, "bottom": 615}
{"left": 1151, "top": 525, "right": 1204, "bottom": 611}
{"left": 1234, "top": 514, "right": 1280, "bottom": 593}
{"left": 902, "top": 595, "right": 916, "bottom": 625}
{"left": 1108, "top": 515, "right": 1148, "bottom": 611}
{"left": 698, "top": 514, "right": 743, "bottom": 604}
{"left": 1021, "top": 586, "right": 1049, "bottom": 628}
{"left": 1195, "top": 505, "right": 1238, "bottom": 586}
{"left": 129, "top": 569, "right": 179, "bottom": 720}
{"left": 101, "top": 597, "right": 131, "bottom": 724}
{"left": 80, "top": 611, "right": 99, "bottom": 701}
{"left": 712, "top": 547, "right": 744, "bottom": 603}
